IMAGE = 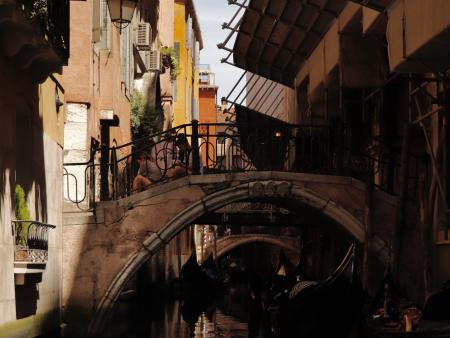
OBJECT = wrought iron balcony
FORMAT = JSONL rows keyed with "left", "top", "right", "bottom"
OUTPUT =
{"left": 12, "top": 220, "right": 56, "bottom": 264}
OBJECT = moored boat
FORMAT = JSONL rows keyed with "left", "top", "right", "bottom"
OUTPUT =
{"left": 275, "top": 244, "right": 365, "bottom": 337}
{"left": 180, "top": 251, "right": 223, "bottom": 325}
{"left": 367, "top": 279, "right": 450, "bottom": 338}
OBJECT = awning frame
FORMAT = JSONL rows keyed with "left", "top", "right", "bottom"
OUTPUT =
{"left": 221, "top": 0, "right": 344, "bottom": 86}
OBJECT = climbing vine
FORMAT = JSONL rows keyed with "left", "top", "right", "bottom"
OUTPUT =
{"left": 15, "top": 184, "right": 31, "bottom": 246}
{"left": 131, "top": 91, "right": 162, "bottom": 141}
{"left": 160, "top": 46, "right": 180, "bottom": 82}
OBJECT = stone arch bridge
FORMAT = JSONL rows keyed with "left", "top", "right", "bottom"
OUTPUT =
{"left": 62, "top": 171, "right": 397, "bottom": 337}
{"left": 201, "top": 234, "right": 301, "bottom": 263}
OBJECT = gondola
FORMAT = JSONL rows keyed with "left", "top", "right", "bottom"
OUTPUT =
{"left": 262, "top": 250, "right": 304, "bottom": 311}
{"left": 275, "top": 244, "right": 364, "bottom": 338}
{"left": 200, "top": 253, "right": 221, "bottom": 282}
{"left": 180, "top": 251, "right": 223, "bottom": 325}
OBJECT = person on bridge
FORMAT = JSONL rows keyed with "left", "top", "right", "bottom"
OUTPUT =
{"left": 167, "top": 133, "right": 193, "bottom": 178}
{"left": 132, "top": 151, "right": 162, "bottom": 192}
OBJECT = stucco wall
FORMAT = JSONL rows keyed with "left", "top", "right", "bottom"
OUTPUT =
{"left": 62, "top": 0, "right": 92, "bottom": 104}
{"left": 173, "top": 2, "right": 188, "bottom": 127}
{"left": 0, "top": 54, "right": 64, "bottom": 337}
{"left": 62, "top": 0, "right": 131, "bottom": 150}
{"left": 0, "top": 53, "right": 18, "bottom": 328}
{"left": 158, "top": 0, "right": 174, "bottom": 48}
{"left": 199, "top": 88, "right": 217, "bottom": 165}
{"left": 173, "top": 1, "right": 201, "bottom": 127}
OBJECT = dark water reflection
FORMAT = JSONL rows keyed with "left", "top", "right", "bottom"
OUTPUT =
{"left": 106, "top": 283, "right": 269, "bottom": 338}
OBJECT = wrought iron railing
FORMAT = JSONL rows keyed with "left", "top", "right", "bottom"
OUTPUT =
{"left": 19, "top": 0, "right": 70, "bottom": 63}
{"left": 12, "top": 220, "right": 56, "bottom": 263}
{"left": 63, "top": 122, "right": 395, "bottom": 209}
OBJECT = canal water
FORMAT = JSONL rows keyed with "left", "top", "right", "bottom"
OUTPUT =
{"left": 106, "top": 282, "right": 271, "bottom": 338}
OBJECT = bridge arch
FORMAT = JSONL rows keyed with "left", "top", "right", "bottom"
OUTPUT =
{"left": 87, "top": 176, "right": 389, "bottom": 336}
{"left": 202, "top": 234, "right": 301, "bottom": 263}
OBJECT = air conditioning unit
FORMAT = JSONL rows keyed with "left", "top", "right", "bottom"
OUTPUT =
{"left": 147, "top": 49, "right": 161, "bottom": 72}
{"left": 135, "top": 23, "right": 151, "bottom": 50}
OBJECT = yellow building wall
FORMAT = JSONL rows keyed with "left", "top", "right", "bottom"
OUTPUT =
{"left": 193, "top": 58, "right": 199, "bottom": 120}
{"left": 173, "top": 1, "right": 200, "bottom": 129}
{"left": 174, "top": 1, "right": 187, "bottom": 127}
{"left": 40, "top": 75, "right": 65, "bottom": 147}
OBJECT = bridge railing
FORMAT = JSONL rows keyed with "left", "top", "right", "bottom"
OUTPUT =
{"left": 63, "top": 122, "right": 393, "bottom": 210}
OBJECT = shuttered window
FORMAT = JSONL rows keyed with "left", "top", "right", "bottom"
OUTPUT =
{"left": 93, "top": 0, "right": 111, "bottom": 50}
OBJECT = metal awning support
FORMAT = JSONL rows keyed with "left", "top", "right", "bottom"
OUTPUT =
{"left": 349, "top": 0, "right": 394, "bottom": 12}
{"left": 224, "top": 68, "right": 286, "bottom": 119}
{"left": 227, "top": 0, "right": 347, "bottom": 87}
{"left": 218, "top": 0, "right": 248, "bottom": 65}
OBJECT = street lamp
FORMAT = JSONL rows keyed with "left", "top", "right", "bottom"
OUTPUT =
{"left": 106, "top": 0, "right": 138, "bottom": 30}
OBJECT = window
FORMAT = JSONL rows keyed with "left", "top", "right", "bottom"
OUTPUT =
{"left": 93, "top": 0, "right": 111, "bottom": 50}
{"left": 120, "top": 25, "right": 134, "bottom": 94}
{"left": 199, "top": 72, "right": 209, "bottom": 84}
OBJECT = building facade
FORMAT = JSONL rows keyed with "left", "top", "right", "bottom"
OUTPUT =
{"left": 226, "top": 0, "right": 450, "bottom": 301}
{"left": 0, "top": 0, "right": 69, "bottom": 336}
{"left": 199, "top": 64, "right": 218, "bottom": 167}
{"left": 173, "top": 0, "right": 203, "bottom": 127}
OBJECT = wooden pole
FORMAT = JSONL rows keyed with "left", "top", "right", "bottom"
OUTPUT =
{"left": 419, "top": 172, "right": 436, "bottom": 297}
{"left": 363, "top": 160, "right": 374, "bottom": 291}
{"left": 213, "top": 226, "right": 218, "bottom": 264}
{"left": 176, "top": 235, "right": 182, "bottom": 278}
{"left": 200, "top": 225, "right": 204, "bottom": 262}
{"left": 393, "top": 123, "right": 410, "bottom": 279}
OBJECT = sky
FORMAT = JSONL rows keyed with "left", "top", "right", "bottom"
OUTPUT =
{"left": 195, "top": 0, "right": 245, "bottom": 101}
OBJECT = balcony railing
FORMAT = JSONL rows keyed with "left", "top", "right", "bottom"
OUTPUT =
{"left": 12, "top": 220, "right": 56, "bottom": 263}
{"left": 63, "top": 122, "right": 398, "bottom": 211}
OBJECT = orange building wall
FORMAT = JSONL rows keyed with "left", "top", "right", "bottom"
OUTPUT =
{"left": 199, "top": 88, "right": 217, "bottom": 167}
{"left": 62, "top": 0, "right": 92, "bottom": 103}
{"left": 62, "top": 0, "right": 131, "bottom": 149}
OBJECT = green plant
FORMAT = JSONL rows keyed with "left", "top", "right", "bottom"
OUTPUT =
{"left": 131, "top": 92, "right": 162, "bottom": 140}
{"left": 160, "top": 46, "right": 180, "bottom": 81}
{"left": 15, "top": 184, "right": 31, "bottom": 246}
